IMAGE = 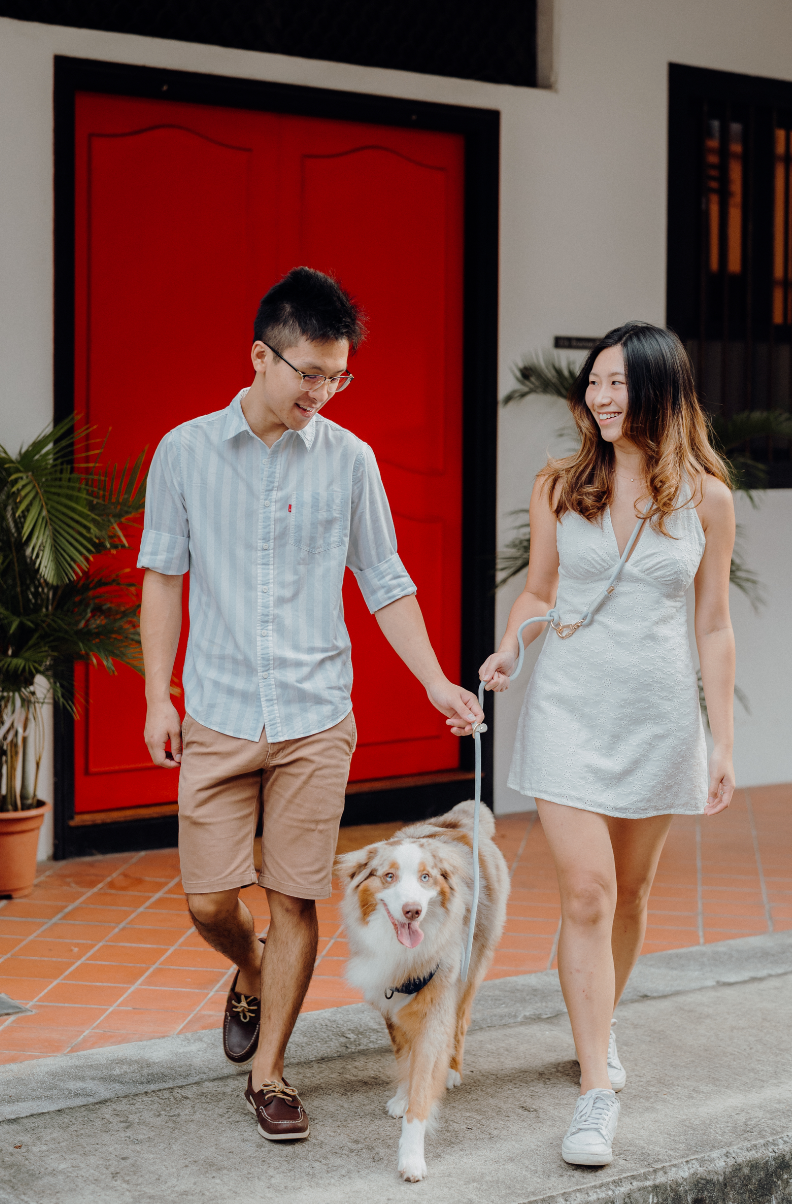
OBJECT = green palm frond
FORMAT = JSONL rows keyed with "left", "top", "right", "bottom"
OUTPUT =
{"left": 502, "top": 352, "right": 579, "bottom": 405}
{"left": 496, "top": 511, "right": 531, "bottom": 586}
{"left": 709, "top": 409, "right": 792, "bottom": 449}
{"left": 83, "top": 449, "right": 148, "bottom": 549}
{"left": 1, "top": 419, "right": 95, "bottom": 585}
{"left": 1, "top": 419, "right": 148, "bottom": 805}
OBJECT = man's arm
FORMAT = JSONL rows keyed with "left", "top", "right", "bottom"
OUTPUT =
{"left": 375, "top": 594, "right": 484, "bottom": 736}
{"left": 141, "top": 568, "right": 184, "bottom": 767}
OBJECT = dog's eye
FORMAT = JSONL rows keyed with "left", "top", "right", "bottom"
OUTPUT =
{"left": 420, "top": 873, "right": 431, "bottom": 882}
{"left": 383, "top": 872, "right": 395, "bottom": 882}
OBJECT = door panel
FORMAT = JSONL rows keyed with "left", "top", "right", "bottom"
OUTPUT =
{"left": 73, "top": 93, "right": 464, "bottom": 812}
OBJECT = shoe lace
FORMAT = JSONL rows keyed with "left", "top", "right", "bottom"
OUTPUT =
{"left": 574, "top": 1091, "right": 617, "bottom": 1134}
{"left": 232, "top": 994, "right": 259, "bottom": 1024}
{"left": 259, "top": 1080, "right": 299, "bottom": 1105}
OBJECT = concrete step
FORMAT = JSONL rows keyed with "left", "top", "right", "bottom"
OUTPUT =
{"left": 1, "top": 935, "right": 791, "bottom": 1203}
{"left": 3, "top": 930, "right": 791, "bottom": 1123}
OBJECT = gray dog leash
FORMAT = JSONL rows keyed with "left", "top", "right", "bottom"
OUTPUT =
{"left": 460, "top": 509, "right": 649, "bottom": 981}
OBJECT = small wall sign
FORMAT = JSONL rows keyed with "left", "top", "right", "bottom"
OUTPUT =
{"left": 554, "top": 336, "right": 600, "bottom": 350}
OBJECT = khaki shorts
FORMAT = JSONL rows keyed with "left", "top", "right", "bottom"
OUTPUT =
{"left": 178, "top": 711, "right": 356, "bottom": 899}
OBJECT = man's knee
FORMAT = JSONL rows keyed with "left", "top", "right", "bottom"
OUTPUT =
{"left": 186, "top": 888, "right": 240, "bottom": 929}
{"left": 266, "top": 889, "right": 317, "bottom": 923}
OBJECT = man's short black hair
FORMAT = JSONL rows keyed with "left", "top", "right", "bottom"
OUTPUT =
{"left": 253, "top": 267, "right": 366, "bottom": 353}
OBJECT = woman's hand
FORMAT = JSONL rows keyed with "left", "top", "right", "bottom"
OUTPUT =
{"left": 704, "top": 745, "right": 736, "bottom": 815}
{"left": 479, "top": 647, "right": 517, "bottom": 693}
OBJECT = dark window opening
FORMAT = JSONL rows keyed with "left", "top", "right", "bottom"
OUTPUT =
{"left": 668, "top": 63, "right": 792, "bottom": 487}
{"left": 0, "top": 1, "right": 537, "bottom": 89}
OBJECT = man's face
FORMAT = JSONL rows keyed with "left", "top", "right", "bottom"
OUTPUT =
{"left": 251, "top": 335, "right": 350, "bottom": 432}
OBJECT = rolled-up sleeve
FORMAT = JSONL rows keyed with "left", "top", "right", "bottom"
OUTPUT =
{"left": 346, "top": 445, "right": 416, "bottom": 612}
{"left": 137, "top": 432, "right": 190, "bottom": 575}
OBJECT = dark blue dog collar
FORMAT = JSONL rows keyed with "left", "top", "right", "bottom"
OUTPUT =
{"left": 384, "top": 965, "right": 439, "bottom": 1000}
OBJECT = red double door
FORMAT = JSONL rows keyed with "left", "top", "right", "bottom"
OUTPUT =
{"left": 72, "top": 91, "right": 465, "bottom": 814}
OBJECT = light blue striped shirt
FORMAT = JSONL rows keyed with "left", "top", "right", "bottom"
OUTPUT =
{"left": 138, "top": 389, "right": 416, "bottom": 742}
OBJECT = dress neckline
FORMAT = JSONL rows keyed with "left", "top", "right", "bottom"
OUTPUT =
{"left": 604, "top": 507, "right": 648, "bottom": 560}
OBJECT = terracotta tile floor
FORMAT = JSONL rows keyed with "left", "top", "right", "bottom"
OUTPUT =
{"left": 1, "top": 784, "right": 789, "bottom": 1066}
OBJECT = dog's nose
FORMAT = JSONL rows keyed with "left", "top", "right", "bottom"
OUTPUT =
{"left": 402, "top": 903, "right": 422, "bottom": 922}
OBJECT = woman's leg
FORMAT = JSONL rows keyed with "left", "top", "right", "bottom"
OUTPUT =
{"left": 606, "top": 814, "right": 673, "bottom": 1004}
{"left": 536, "top": 799, "right": 616, "bottom": 1094}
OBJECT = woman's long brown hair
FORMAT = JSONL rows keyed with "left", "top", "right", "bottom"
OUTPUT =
{"left": 543, "top": 321, "right": 731, "bottom": 535}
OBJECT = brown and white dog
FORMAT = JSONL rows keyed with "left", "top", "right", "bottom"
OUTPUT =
{"left": 335, "top": 800, "right": 509, "bottom": 1182}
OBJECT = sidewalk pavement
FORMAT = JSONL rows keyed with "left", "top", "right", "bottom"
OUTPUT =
{"left": 2, "top": 932, "right": 791, "bottom": 1204}
{"left": 1, "top": 784, "right": 789, "bottom": 1065}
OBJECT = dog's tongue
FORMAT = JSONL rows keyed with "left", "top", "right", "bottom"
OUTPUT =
{"left": 397, "top": 921, "right": 424, "bottom": 949}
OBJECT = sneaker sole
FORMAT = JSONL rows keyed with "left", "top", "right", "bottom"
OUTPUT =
{"left": 246, "top": 1097, "right": 310, "bottom": 1141}
{"left": 224, "top": 1049, "right": 255, "bottom": 1066}
{"left": 562, "top": 1147, "right": 613, "bottom": 1166}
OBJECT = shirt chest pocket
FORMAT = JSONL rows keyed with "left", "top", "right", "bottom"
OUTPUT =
{"left": 288, "top": 490, "right": 345, "bottom": 554}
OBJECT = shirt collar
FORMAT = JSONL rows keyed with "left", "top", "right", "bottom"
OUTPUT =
{"left": 222, "top": 389, "right": 317, "bottom": 449}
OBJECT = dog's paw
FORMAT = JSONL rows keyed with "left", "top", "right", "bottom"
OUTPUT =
{"left": 446, "top": 1068, "right": 462, "bottom": 1089}
{"left": 398, "top": 1155, "right": 427, "bottom": 1182}
{"left": 386, "top": 1092, "right": 408, "bottom": 1118}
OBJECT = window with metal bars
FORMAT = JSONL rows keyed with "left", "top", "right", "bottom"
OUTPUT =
{"left": 0, "top": 0, "right": 537, "bottom": 88}
{"left": 668, "top": 64, "right": 792, "bottom": 487}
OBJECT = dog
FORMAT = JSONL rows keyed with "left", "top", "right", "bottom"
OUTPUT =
{"left": 335, "top": 800, "right": 509, "bottom": 1182}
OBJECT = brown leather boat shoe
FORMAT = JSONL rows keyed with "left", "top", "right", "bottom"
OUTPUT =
{"left": 244, "top": 1075, "right": 310, "bottom": 1141}
{"left": 222, "top": 939, "right": 265, "bottom": 1065}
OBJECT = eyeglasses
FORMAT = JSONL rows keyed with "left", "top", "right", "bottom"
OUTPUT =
{"left": 262, "top": 342, "right": 354, "bottom": 394}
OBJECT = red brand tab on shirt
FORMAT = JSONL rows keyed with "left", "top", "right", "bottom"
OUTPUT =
{"left": 288, "top": 503, "right": 292, "bottom": 512}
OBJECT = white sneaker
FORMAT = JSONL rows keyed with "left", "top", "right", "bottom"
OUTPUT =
{"left": 561, "top": 1088, "right": 620, "bottom": 1166}
{"left": 607, "top": 1018, "right": 626, "bottom": 1091}
{"left": 578, "top": 1018, "right": 626, "bottom": 1092}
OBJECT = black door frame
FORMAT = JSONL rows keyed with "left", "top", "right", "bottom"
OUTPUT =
{"left": 53, "top": 54, "right": 500, "bottom": 858}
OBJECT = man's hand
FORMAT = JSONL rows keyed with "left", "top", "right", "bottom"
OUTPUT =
{"left": 426, "top": 678, "right": 484, "bottom": 738}
{"left": 144, "top": 699, "right": 183, "bottom": 767}
{"left": 374, "top": 596, "right": 484, "bottom": 739}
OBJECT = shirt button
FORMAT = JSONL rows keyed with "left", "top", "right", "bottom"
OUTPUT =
{"left": 262, "top": 543, "right": 269, "bottom": 550}
{"left": 264, "top": 500, "right": 271, "bottom": 508}
{"left": 262, "top": 672, "right": 269, "bottom": 680}
{"left": 263, "top": 586, "right": 268, "bottom": 593}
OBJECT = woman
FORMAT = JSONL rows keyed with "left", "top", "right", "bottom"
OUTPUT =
{"left": 480, "top": 322, "right": 735, "bottom": 1166}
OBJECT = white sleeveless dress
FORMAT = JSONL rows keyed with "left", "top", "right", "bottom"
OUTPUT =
{"left": 508, "top": 495, "right": 708, "bottom": 818}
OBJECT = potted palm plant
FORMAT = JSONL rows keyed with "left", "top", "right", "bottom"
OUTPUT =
{"left": 0, "top": 421, "right": 146, "bottom": 896}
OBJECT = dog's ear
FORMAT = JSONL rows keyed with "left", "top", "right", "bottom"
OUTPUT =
{"left": 334, "top": 845, "right": 377, "bottom": 889}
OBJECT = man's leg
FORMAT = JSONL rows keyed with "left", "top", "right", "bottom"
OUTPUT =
{"left": 252, "top": 712, "right": 357, "bottom": 1087}
{"left": 251, "top": 890, "right": 318, "bottom": 1085}
{"left": 178, "top": 714, "right": 269, "bottom": 998}
{"left": 185, "top": 888, "right": 263, "bottom": 998}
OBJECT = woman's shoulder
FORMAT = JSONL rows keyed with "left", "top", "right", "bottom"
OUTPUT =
{"left": 693, "top": 473, "right": 734, "bottom": 532}
{"left": 535, "top": 460, "right": 571, "bottom": 510}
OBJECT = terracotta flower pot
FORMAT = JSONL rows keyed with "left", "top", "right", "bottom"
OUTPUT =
{"left": 0, "top": 802, "right": 51, "bottom": 898}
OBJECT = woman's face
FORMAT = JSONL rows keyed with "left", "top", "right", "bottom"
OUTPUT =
{"left": 585, "top": 344, "right": 629, "bottom": 445}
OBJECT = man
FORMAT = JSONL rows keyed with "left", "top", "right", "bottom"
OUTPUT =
{"left": 139, "top": 267, "right": 483, "bottom": 1141}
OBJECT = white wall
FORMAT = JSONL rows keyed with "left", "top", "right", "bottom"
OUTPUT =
{"left": 0, "top": 2, "right": 790, "bottom": 854}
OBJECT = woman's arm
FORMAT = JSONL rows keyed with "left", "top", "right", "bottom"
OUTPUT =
{"left": 479, "top": 474, "right": 560, "bottom": 692}
{"left": 694, "top": 476, "right": 737, "bottom": 815}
